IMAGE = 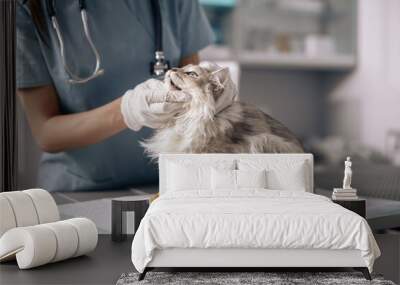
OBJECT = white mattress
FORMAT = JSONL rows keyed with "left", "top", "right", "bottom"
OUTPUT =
{"left": 131, "top": 190, "right": 380, "bottom": 273}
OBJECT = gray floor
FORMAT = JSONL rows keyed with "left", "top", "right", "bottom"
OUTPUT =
{"left": 0, "top": 235, "right": 133, "bottom": 285}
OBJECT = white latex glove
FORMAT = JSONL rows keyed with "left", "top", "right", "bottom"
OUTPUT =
{"left": 121, "top": 79, "right": 191, "bottom": 131}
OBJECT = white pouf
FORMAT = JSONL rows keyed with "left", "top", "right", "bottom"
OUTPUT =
{"left": 0, "top": 189, "right": 98, "bottom": 269}
{"left": 0, "top": 218, "right": 98, "bottom": 269}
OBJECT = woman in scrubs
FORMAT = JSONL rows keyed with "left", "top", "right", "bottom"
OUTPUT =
{"left": 16, "top": 0, "right": 214, "bottom": 191}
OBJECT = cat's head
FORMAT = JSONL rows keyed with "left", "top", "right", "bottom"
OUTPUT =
{"left": 164, "top": 62, "right": 237, "bottom": 119}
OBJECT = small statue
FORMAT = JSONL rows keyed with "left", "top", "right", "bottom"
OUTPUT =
{"left": 342, "top": 156, "right": 352, "bottom": 189}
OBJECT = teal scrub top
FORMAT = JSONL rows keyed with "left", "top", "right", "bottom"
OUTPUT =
{"left": 16, "top": 0, "right": 214, "bottom": 191}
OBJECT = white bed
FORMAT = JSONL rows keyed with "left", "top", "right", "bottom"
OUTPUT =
{"left": 131, "top": 154, "right": 380, "bottom": 280}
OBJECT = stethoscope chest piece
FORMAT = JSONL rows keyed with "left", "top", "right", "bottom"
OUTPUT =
{"left": 151, "top": 51, "right": 169, "bottom": 78}
{"left": 149, "top": 0, "right": 169, "bottom": 78}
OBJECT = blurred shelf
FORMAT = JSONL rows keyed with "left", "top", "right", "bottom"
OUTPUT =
{"left": 275, "top": 0, "right": 325, "bottom": 15}
{"left": 200, "top": 0, "right": 236, "bottom": 8}
{"left": 200, "top": 45, "right": 235, "bottom": 61}
{"left": 237, "top": 52, "right": 356, "bottom": 71}
{"left": 200, "top": 46, "right": 356, "bottom": 71}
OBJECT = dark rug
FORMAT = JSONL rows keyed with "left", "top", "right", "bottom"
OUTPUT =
{"left": 116, "top": 272, "right": 396, "bottom": 285}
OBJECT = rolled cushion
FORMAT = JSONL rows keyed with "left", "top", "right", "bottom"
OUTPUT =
{"left": 0, "top": 191, "right": 39, "bottom": 227}
{"left": 0, "top": 196, "right": 17, "bottom": 237}
{"left": 0, "top": 218, "right": 98, "bottom": 269}
{"left": 42, "top": 221, "right": 79, "bottom": 262}
{"left": 64, "top": 218, "right": 98, "bottom": 257}
{"left": 0, "top": 189, "right": 59, "bottom": 237}
{"left": 0, "top": 226, "right": 57, "bottom": 268}
{"left": 23, "top": 189, "right": 59, "bottom": 224}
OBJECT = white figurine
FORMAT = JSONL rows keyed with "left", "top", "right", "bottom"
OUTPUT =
{"left": 342, "top": 156, "right": 352, "bottom": 189}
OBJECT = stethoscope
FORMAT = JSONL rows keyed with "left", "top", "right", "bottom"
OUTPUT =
{"left": 45, "top": 0, "right": 169, "bottom": 84}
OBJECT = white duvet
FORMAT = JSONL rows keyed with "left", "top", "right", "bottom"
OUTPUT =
{"left": 131, "top": 190, "right": 380, "bottom": 273}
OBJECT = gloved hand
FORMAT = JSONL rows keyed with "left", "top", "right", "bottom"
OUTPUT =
{"left": 121, "top": 79, "right": 191, "bottom": 131}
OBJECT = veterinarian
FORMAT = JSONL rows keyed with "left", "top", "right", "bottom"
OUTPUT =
{"left": 16, "top": 0, "right": 218, "bottom": 191}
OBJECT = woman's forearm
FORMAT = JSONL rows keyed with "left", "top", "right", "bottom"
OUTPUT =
{"left": 40, "top": 98, "right": 126, "bottom": 152}
{"left": 18, "top": 85, "right": 126, "bottom": 153}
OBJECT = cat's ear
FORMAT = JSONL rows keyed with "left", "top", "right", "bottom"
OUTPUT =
{"left": 209, "top": 67, "right": 230, "bottom": 97}
{"left": 210, "top": 67, "right": 230, "bottom": 85}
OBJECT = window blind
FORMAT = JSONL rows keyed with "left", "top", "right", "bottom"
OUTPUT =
{"left": 0, "top": 0, "right": 17, "bottom": 192}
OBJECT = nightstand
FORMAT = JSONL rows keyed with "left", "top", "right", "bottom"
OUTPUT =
{"left": 332, "top": 199, "right": 366, "bottom": 218}
{"left": 111, "top": 194, "right": 154, "bottom": 242}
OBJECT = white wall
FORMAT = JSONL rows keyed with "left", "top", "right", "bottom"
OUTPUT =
{"left": 324, "top": 0, "right": 400, "bottom": 152}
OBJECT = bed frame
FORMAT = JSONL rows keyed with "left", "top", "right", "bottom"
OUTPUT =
{"left": 141, "top": 248, "right": 370, "bottom": 280}
{"left": 139, "top": 154, "right": 371, "bottom": 281}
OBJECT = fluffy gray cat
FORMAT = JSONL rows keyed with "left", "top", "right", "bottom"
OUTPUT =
{"left": 141, "top": 62, "right": 304, "bottom": 158}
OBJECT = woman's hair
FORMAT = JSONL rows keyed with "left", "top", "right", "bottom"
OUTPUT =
{"left": 24, "top": 0, "right": 49, "bottom": 42}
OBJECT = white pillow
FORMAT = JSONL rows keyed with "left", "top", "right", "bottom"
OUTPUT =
{"left": 211, "top": 168, "right": 267, "bottom": 190}
{"left": 273, "top": 162, "right": 307, "bottom": 191}
{"left": 238, "top": 159, "right": 308, "bottom": 191}
{"left": 167, "top": 160, "right": 235, "bottom": 192}
{"left": 211, "top": 168, "right": 236, "bottom": 190}
{"left": 168, "top": 162, "right": 209, "bottom": 191}
{"left": 237, "top": 169, "right": 267, "bottom": 189}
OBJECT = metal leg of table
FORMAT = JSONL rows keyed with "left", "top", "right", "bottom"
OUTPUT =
{"left": 112, "top": 200, "right": 124, "bottom": 242}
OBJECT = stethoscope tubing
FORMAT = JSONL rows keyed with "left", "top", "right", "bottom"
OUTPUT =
{"left": 48, "top": 0, "right": 104, "bottom": 84}
{"left": 150, "top": 0, "right": 162, "bottom": 52}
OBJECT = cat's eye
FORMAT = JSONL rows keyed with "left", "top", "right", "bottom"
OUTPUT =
{"left": 185, "top": 71, "right": 198, "bottom": 78}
